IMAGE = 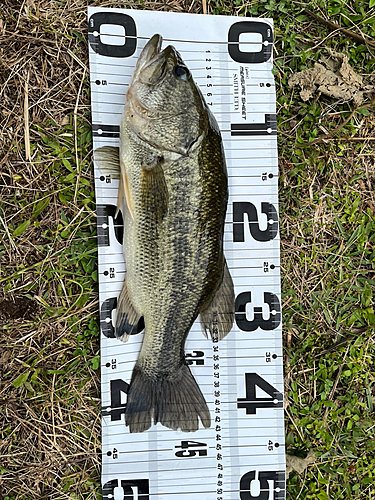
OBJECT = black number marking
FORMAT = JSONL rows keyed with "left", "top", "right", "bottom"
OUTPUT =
{"left": 233, "top": 202, "right": 278, "bottom": 243}
{"left": 185, "top": 351, "right": 204, "bottom": 365}
{"left": 92, "top": 124, "right": 120, "bottom": 138}
{"left": 235, "top": 291, "right": 281, "bottom": 332}
{"left": 267, "top": 440, "right": 279, "bottom": 451}
{"left": 266, "top": 352, "right": 277, "bottom": 363}
{"left": 228, "top": 21, "right": 273, "bottom": 64}
{"left": 237, "top": 373, "right": 283, "bottom": 415}
{"left": 100, "top": 297, "right": 117, "bottom": 338}
{"left": 175, "top": 440, "right": 208, "bottom": 458}
{"left": 239, "top": 470, "right": 286, "bottom": 500}
{"left": 102, "top": 379, "right": 129, "bottom": 421}
{"left": 88, "top": 12, "right": 137, "bottom": 58}
{"left": 97, "top": 204, "right": 123, "bottom": 247}
{"left": 263, "top": 262, "right": 276, "bottom": 272}
{"left": 231, "top": 114, "right": 277, "bottom": 137}
{"left": 100, "top": 297, "right": 144, "bottom": 338}
{"left": 103, "top": 267, "right": 116, "bottom": 278}
{"left": 102, "top": 478, "right": 150, "bottom": 500}
{"left": 99, "top": 174, "right": 112, "bottom": 184}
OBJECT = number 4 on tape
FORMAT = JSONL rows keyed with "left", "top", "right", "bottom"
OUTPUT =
{"left": 237, "top": 373, "right": 283, "bottom": 414}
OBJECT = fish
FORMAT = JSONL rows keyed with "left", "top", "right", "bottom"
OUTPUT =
{"left": 94, "top": 34, "right": 234, "bottom": 433}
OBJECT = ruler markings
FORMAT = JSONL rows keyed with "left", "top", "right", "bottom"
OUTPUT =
{"left": 101, "top": 431, "right": 284, "bottom": 447}
{"left": 89, "top": 7, "right": 285, "bottom": 498}
{"left": 99, "top": 333, "right": 283, "bottom": 344}
{"left": 90, "top": 33, "right": 273, "bottom": 45}
{"left": 99, "top": 462, "right": 284, "bottom": 475}
{"left": 101, "top": 451, "right": 281, "bottom": 466}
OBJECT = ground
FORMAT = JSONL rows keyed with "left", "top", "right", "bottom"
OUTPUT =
{"left": 0, "top": 0, "right": 374, "bottom": 499}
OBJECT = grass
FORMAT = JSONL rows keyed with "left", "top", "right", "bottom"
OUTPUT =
{"left": 0, "top": 0, "right": 374, "bottom": 499}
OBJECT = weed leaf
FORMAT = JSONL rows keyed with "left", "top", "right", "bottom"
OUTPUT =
{"left": 12, "top": 371, "right": 30, "bottom": 388}
{"left": 12, "top": 220, "right": 31, "bottom": 237}
{"left": 33, "top": 197, "right": 50, "bottom": 218}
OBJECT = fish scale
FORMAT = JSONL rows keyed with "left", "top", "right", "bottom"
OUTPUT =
{"left": 128, "top": 152, "right": 223, "bottom": 369}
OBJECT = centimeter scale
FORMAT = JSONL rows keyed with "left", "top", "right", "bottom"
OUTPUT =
{"left": 88, "top": 7, "right": 286, "bottom": 500}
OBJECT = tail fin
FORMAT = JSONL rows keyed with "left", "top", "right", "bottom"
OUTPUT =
{"left": 125, "top": 363, "right": 211, "bottom": 433}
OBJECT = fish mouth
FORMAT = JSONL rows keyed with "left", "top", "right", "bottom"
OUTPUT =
{"left": 127, "top": 34, "right": 179, "bottom": 120}
{"left": 131, "top": 34, "right": 165, "bottom": 85}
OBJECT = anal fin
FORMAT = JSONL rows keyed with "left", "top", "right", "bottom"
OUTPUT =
{"left": 116, "top": 279, "right": 144, "bottom": 342}
{"left": 200, "top": 260, "right": 235, "bottom": 341}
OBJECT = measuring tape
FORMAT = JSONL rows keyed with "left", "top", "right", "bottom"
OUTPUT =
{"left": 88, "top": 7, "right": 286, "bottom": 500}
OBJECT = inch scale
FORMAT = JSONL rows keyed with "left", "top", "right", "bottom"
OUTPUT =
{"left": 88, "top": 8, "right": 286, "bottom": 500}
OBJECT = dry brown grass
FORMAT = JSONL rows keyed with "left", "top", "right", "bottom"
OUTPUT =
{"left": 1, "top": 1, "right": 102, "bottom": 498}
{"left": 1, "top": 0, "right": 375, "bottom": 499}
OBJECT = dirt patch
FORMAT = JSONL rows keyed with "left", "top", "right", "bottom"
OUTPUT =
{"left": 288, "top": 49, "right": 375, "bottom": 104}
{"left": 0, "top": 297, "right": 37, "bottom": 321}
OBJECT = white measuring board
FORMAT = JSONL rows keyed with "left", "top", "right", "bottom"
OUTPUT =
{"left": 88, "top": 7, "right": 285, "bottom": 500}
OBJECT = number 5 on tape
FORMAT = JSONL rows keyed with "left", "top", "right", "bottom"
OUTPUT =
{"left": 240, "top": 470, "right": 286, "bottom": 500}
{"left": 102, "top": 479, "right": 149, "bottom": 500}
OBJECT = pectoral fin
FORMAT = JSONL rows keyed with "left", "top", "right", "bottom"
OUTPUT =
{"left": 140, "top": 161, "right": 168, "bottom": 222}
{"left": 94, "top": 146, "right": 134, "bottom": 220}
{"left": 116, "top": 278, "right": 144, "bottom": 342}
{"left": 200, "top": 260, "right": 235, "bottom": 341}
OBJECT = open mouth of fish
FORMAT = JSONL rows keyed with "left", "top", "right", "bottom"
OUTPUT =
{"left": 127, "top": 34, "right": 188, "bottom": 124}
{"left": 131, "top": 34, "right": 168, "bottom": 85}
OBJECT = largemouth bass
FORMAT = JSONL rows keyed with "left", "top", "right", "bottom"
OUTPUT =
{"left": 95, "top": 34, "right": 234, "bottom": 433}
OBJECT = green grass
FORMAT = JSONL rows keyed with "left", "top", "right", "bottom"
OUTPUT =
{"left": 1, "top": 0, "right": 375, "bottom": 499}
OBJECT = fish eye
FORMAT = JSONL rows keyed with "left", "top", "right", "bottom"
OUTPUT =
{"left": 174, "top": 65, "right": 189, "bottom": 81}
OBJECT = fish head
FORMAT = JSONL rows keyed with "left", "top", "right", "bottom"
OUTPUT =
{"left": 124, "top": 34, "right": 209, "bottom": 157}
